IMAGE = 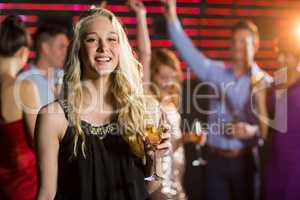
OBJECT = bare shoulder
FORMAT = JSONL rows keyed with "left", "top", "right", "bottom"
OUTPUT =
{"left": 17, "top": 79, "right": 40, "bottom": 109}
{"left": 18, "top": 79, "right": 38, "bottom": 92}
{"left": 36, "top": 101, "right": 68, "bottom": 140}
{"left": 38, "top": 101, "right": 67, "bottom": 126}
{"left": 39, "top": 101, "right": 65, "bottom": 114}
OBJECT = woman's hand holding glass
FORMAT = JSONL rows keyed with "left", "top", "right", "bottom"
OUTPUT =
{"left": 144, "top": 111, "right": 171, "bottom": 181}
{"left": 182, "top": 120, "right": 207, "bottom": 166}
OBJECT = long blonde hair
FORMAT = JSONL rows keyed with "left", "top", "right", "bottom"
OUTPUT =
{"left": 62, "top": 8, "right": 145, "bottom": 158}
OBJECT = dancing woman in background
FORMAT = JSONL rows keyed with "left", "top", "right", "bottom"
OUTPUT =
{"left": 0, "top": 15, "right": 40, "bottom": 200}
{"left": 129, "top": 1, "right": 187, "bottom": 199}
{"left": 264, "top": 33, "right": 300, "bottom": 200}
{"left": 35, "top": 8, "right": 170, "bottom": 200}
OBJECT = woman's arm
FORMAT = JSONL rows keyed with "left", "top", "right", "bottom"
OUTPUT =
{"left": 35, "top": 102, "right": 67, "bottom": 200}
{"left": 128, "top": 0, "right": 152, "bottom": 84}
{"left": 18, "top": 79, "right": 40, "bottom": 145}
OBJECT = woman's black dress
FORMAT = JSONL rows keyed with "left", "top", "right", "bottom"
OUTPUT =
{"left": 54, "top": 100, "right": 149, "bottom": 200}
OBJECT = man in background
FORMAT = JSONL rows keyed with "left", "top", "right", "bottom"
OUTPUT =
{"left": 18, "top": 24, "right": 69, "bottom": 106}
{"left": 163, "top": 1, "right": 272, "bottom": 200}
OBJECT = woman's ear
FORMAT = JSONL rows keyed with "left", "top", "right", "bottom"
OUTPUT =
{"left": 254, "top": 36, "right": 260, "bottom": 54}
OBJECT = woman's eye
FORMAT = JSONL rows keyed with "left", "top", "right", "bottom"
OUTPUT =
{"left": 86, "top": 38, "right": 97, "bottom": 43}
{"left": 108, "top": 37, "right": 117, "bottom": 42}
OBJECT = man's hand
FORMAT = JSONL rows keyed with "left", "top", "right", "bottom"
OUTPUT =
{"left": 232, "top": 122, "right": 258, "bottom": 140}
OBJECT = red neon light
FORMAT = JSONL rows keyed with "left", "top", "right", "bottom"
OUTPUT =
{"left": 236, "top": 9, "right": 277, "bottom": 17}
{"left": 256, "top": 50, "right": 276, "bottom": 58}
{"left": 260, "top": 40, "right": 274, "bottom": 48}
{"left": 0, "top": 3, "right": 200, "bottom": 14}
{"left": 142, "top": 0, "right": 201, "bottom": 2}
{"left": 185, "top": 28, "right": 231, "bottom": 37}
{"left": 206, "top": 8, "right": 233, "bottom": 15}
{"left": 117, "top": 16, "right": 153, "bottom": 25}
{"left": 237, "top": 0, "right": 288, "bottom": 7}
{"left": 130, "top": 39, "right": 171, "bottom": 47}
{"left": 72, "top": 16, "right": 154, "bottom": 25}
{"left": 204, "top": 50, "right": 231, "bottom": 58}
{"left": 207, "top": 0, "right": 233, "bottom": 4}
{"left": 117, "top": 6, "right": 201, "bottom": 14}
{"left": 0, "top": 15, "right": 38, "bottom": 23}
{"left": 151, "top": 40, "right": 172, "bottom": 47}
{"left": 0, "top": 3, "right": 90, "bottom": 11}
{"left": 107, "top": 5, "right": 129, "bottom": 12}
{"left": 177, "top": 7, "right": 200, "bottom": 14}
{"left": 192, "top": 40, "right": 230, "bottom": 47}
{"left": 125, "top": 29, "right": 155, "bottom": 35}
{"left": 26, "top": 27, "right": 37, "bottom": 34}
{"left": 257, "top": 61, "right": 278, "bottom": 70}
{"left": 21, "top": 15, "right": 38, "bottom": 22}
{"left": 182, "top": 18, "right": 238, "bottom": 26}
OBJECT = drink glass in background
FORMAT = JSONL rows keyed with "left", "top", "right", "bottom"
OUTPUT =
{"left": 183, "top": 120, "right": 207, "bottom": 166}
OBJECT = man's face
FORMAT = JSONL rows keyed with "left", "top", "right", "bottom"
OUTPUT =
{"left": 45, "top": 33, "right": 69, "bottom": 69}
{"left": 231, "top": 29, "right": 258, "bottom": 66}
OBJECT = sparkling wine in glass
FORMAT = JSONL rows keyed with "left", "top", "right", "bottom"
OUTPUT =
{"left": 144, "top": 124, "right": 164, "bottom": 181}
{"left": 144, "top": 125, "right": 162, "bottom": 147}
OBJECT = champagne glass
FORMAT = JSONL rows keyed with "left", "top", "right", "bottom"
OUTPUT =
{"left": 144, "top": 116, "right": 164, "bottom": 181}
{"left": 191, "top": 120, "right": 207, "bottom": 166}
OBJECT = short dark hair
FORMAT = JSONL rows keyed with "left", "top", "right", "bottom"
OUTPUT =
{"left": 0, "top": 15, "right": 30, "bottom": 57}
{"left": 34, "top": 24, "right": 68, "bottom": 58}
{"left": 232, "top": 20, "right": 259, "bottom": 39}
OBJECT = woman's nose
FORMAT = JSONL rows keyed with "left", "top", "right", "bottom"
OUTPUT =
{"left": 96, "top": 39, "right": 108, "bottom": 52}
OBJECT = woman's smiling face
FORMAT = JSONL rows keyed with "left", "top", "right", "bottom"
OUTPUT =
{"left": 80, "top": 16, "right": 120, "bottom": 78}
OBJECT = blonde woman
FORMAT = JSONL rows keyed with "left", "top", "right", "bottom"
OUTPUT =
{"left": 129, "top": 0, "right": 187, "bottom": 199}
{"left": 35, "top": 8, "right": 170, "bottom": 200}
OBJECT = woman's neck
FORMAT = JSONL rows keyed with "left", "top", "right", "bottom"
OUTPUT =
{"left": 81, "top": 75, "right": 113, "bottom": 111}
{"left": 0, "top": 57, "right": 19, "bottom": 77}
